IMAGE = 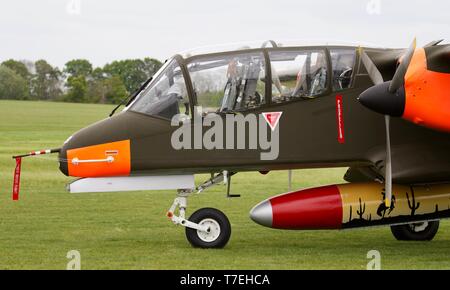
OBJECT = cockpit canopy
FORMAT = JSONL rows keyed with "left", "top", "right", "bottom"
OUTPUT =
{"left": 128, "top": 40, "right": 357, "bottom": 120}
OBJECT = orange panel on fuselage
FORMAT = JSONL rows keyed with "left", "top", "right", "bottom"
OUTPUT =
{"left": 67, "top": 140, "right": 131, "bottom": 177}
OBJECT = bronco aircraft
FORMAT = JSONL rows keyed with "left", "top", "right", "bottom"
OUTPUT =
{"left": 13, "top": 39, "right": 450, "bottom": 248}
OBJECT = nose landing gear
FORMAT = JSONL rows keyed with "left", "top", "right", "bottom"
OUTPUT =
{"left": 186, "top": 208, "right": 231, "bottom": 248}
{"left": 166, "top": 172, "right": 234, "bottom": 248}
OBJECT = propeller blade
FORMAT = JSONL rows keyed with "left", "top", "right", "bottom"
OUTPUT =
{"left": 389, "top": 38, "right": 417, "bottom": 93}
{"left": 384, "top": 115, "right": 392, "bottom": 207}
{"left": 360, "top": 48, "right": 384, "bottom": 85}
{"left": 360, "top": 40, "right": 418, "bottom": 207}
{"left": 424, "top": 39, "right": 444, "bottom": 47}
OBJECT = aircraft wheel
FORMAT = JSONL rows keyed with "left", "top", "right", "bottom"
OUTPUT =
{"left": 390, "top": 221, "right": 440, "bottom": 241}
{"left": 185, "top": 208, "right": 231, "bottom": 248}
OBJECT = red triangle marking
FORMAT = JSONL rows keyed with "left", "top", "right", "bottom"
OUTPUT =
{"left": 262, "top": 112, "right": 283, "bottom": 131}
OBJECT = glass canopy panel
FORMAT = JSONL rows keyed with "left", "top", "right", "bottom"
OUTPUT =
{"left": 130, "top": 59, "right": 189, "bottom": 119}
{"left": 188, "top": 52, "right": 266, "bottom": 114}
{"left": 330, "top": 48, "right": 356, "bottom": 91}
{"left": 269, "top": 49, "right": 328, "bottom": 103}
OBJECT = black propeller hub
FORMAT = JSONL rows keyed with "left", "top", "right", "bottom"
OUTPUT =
{"left": 358, "top": 81, "right": 406, "bottom": 117}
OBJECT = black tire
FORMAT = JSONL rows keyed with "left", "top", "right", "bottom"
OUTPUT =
{"left": 390, "top": 220, "right": 440, "bottom": 241}
{"left": 185, "top": 208, "right": 231, "bottom": 248}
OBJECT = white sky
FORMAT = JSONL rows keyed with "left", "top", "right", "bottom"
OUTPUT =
{"left": 1, "top": 0, "right": 449, "bottom": 68}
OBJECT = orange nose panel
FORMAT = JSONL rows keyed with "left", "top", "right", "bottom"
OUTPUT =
{"left": 404, "top": 48, "right": 450, "bottom": 132}
{"left": 67, "top": 140, "right": 131, "bottom": 177}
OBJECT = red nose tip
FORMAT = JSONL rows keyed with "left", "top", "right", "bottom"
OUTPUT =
{"left": 250, "top": 185, "right": 343, "bottom": 230}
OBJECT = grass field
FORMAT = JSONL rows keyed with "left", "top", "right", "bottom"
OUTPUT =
{"left": 0, "top": 100, "right": 449, "bottom": 270}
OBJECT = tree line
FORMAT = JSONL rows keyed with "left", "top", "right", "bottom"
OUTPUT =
{"left": 0, "top": 58, "right": 162, "bottom": 104}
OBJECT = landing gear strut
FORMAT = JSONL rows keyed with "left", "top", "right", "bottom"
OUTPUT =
{"left": 390, "top": 220, "right": 440, "bottom": 241}
{"left": 166, "top": 172, "right": 235, "bottom": 248}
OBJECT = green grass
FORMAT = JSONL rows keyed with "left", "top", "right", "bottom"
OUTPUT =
{"left": 0, "top": 100, "right": 449, "bottom": 269}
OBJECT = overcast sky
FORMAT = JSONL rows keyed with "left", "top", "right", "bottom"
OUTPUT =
{"left": 1, "top": 0, "right": 449, "bottom": 68}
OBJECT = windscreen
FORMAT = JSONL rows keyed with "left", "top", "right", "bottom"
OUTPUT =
{"left": 130, "top": 59, "right": 189, "bottom": 119}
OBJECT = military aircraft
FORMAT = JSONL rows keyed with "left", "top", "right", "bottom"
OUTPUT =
{"left": 13, "top": 39, "right": 450, "bottom": 248}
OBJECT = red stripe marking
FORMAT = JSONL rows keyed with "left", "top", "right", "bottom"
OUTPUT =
{"left": 336, "top": 95, "right": 345, "bottom": 144}
{"left": 12, "top": 157, "right": 22, "bottom": 201}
